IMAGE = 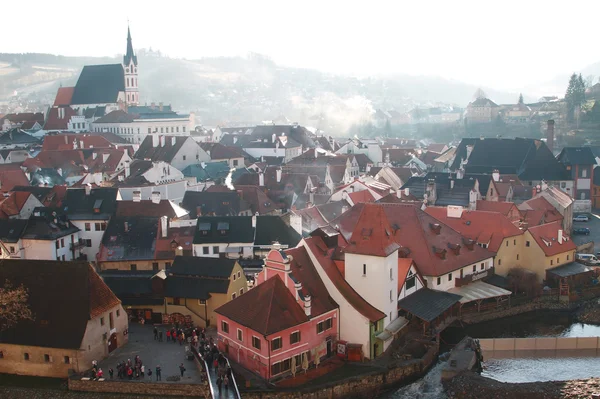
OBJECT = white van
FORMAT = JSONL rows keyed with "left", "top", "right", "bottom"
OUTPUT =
{"left": 576, "top": 253, "right": 600, "bottom": 265}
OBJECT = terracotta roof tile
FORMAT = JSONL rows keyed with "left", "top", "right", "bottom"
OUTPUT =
{"left": 527, "top": 221, "right": 576, "bottom": 256}
{"left": 89, "top": 264, "right": 121, "bottom": 318}
{"left": 53, "top": 87, "right": 75, "bottom": 106}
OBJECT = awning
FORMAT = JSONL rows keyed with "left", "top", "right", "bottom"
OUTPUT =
{"left": 448, "top": 281, "right": 511, "bottom": 303}
{"left": 398, "top": 288, "right": 462, "bottom": 322}
{"left": 375, "top": 316, "right": 409, "bottom": 342}
{"left": 547, "top": 262, "right": 594, "bottom": 278}
{"left": 376, "top": 330, "right": 392, "bottom": 341}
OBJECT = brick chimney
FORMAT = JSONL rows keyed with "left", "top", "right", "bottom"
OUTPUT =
{"left": 547, "top": 120, "right": 555, "bottom": 152}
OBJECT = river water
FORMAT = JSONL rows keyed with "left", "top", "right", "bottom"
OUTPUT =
{"left": 384, "top": 312, "right": 600, "bottom": 399}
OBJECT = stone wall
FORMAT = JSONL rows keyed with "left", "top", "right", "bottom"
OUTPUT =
{"left": 241, "top": 344, "right": 438, "bottom": 399}
{"left": 68, "top": 378, "right": 209, "bottom": 397}
{"left": 461, "top": 301, "right": 571, "bottom": 325}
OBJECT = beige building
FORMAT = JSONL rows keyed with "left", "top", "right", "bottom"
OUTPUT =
{"left": 164, "top": 256, "right": 248, "bottom": 327}
{"left": 0, "top": 260, "right": 127, "bottom": 378}
{"left": 466, "top": 97, "right": 500, "bottom": 123}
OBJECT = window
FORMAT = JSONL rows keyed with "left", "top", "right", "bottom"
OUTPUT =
{"left": 152, "top": 262, "right": 159, "bottom": 272}
{"left": 62, "top": 255, "right": 65, "bottom": 261}
{"left": 85, "top": 239, "right": 92, "bottom": 247}
{"left": 148, "top": 127, "right": 151, "bottom": 134}
{"left": 498, "top": 259, "right": 502, "bottom": 266}
{"left": 176, "top": 127, "right": 179, "bottom": 132}
{"left": 437, "top": 277, "right": 441, "bottom": 285}
{"left": 183, "top": 126, "right": 186, "bottom": 132}
{"left": 130, "top": 264, "right": 137, "bottom": 271}
{"left": 64, "top": 356, "right": 70, "bottom": 364}
{"left": 252, "top": 336, "right": 261, "bottom": 350}
{"left": 551, "top": 260, "right": 554, "bottom": 266}
{"left": 233, "top": 159, "right": 239, "bottom": 167}
{"left": 317, "top": 318, "right": 333, "bottom": 334}
{"left": 183, "top": 155, "right": 186, "bottom": 161}
{"left": 100, "top": 317, "right": 105, "bottom": 326}
{"left": 567, "top": 255, "right": 570, "bottom": 261}
{"left": 161, "top": 127, "right": 164, "bottom": 133}
{"left": 198, "top": 299, "right": 206, "bottom": 305}
{"left": 116, "top": 309, "right": 120, "bottom": 317}
{"left": 448, "top": 273, "right": 453, "bottom": 281}
{"left": 271, "top": 337, "right": 282, "bottom": 351}
{"left": 582, "top": 169, "right": 588, "bottom": 178}
{"left": 55, "top": 241, "right": 60, "bottom": 249}
{"left": 481, "top": 263, "right": 484, "bottom": 270}
{"left": 238, "top": 271, "right": 241, "bottom": 278}
{"left": 290, "top": 331, "right": 301, "bottom": 345}
{"left": 557, "top": 257, "right": 560, "bottom": 263}
{"left": 203, "top": 247, "right": 209, "bottom": 255}
{"left": 95, "top": 222, "right": 101, "bottom": 231}
{"left": 561, "top": 182, "right": 566, "bottom": 188}
{"left": 363, "top": 264, "right": 366, "bottom": 276}
{"left": 406, "top": 276, "right": 416, "bottom": 290}
{"left": 44, "top": 354, "right": 51, "bottom": 363}
{"left": 9, "top": 246, "right": 15, "bottom": 254}
{"left": 237, "top": 329, "right": 243, "bottom": 341}
{"left": 526, "top": 241, "right": 530, "bottom": 247}
{"left": 514, "top": 239, "right": 516, "bottom": 245}
{"left": 506, "top": 241, "right": 508, "bottom": 247}
{"left": 213, "top": 246, "right": 219, "bottom": 254}
{"left": 232, "top": 293, "right": 236, "bottom": 300}
{"left": 109, "top": 312, "right": 114, "bottom": 329}
{"left": 239, "top": 288, "right": 244, "bottom": 295}
{"left": 389, "top": 290, "right": 393, "bottom": 302}
{"left": 233, "top": 274, "right": 237, "bottom": 281}
{"left": 23, "top": 353, "right": 29, "bottom": 361}
{"left": 221, "top": 321, "right": 229, "bottom": 333}
{"left": 390, "top": 268, "right": 393, "bottom": 280}
{"left": 85, "top": 223, "right": 91, "bottom": 231}
{"left": 473, "top": 265, "right": 476, "bottom": 272}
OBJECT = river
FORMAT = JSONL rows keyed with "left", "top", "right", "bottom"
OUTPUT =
{"left": 384, "top": 311, "right": 600, "bottom": 399}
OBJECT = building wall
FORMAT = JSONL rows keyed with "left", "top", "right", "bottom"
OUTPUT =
{"left": 0, "top": 344, "right": 80, "bottom": 377}
{"left": 167, "top": 138, "right": 210, "bottom": 171}
{"left": 80, "top": 304, "right": 129, "bottom": 367}
{"left": 521, "top": 231, "right": 576, "bottom": 283}
{"left": 192, "top": 242, "right": 254, "bottom": 259}
{"left": 493, "top": 235, "right": 525, "bottom": 277}
{"left": 117, "top": 180, "right": 187, "bottom": 203}
{"left": 0, "top": 239, "right": 23, "bottom": 259}
{"left": 301, "top": 240, "right": 373, "bottom": 359}
{"left": 344, "top": 252, "right": 398, "bottom": 331}
{"left": 216, "top": 308, "right": 338, "bottom": 380}
{"left": 397, "top": 265, "right": 424, "bottom": 300}
{"left": 16, "top": 195, "right": 44, "bottom": 220}
{"left": 92, "top": 116, "right": 193, "bottom": 145}
{"left": 98, "top": 260, "right": 171, "bottom": 272}
{"left": 424, "top": 256, "right": 494, "bottom": 292}
{"left": 244, "top": 147, "right": 286, "bottom": 160}
{"left": 23, "top": 234, "right": 79, "bottom": 261}
{"left": 72, "top": 219, "right": 108, "bottom": 261}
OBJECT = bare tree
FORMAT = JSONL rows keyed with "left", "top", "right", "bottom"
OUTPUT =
{"left": 0, "top": 280, "right": 34, "bottom": 332}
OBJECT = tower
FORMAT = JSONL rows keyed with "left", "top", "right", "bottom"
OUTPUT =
{"left": 123, "top": 26, "right": 139, "bottom": 106}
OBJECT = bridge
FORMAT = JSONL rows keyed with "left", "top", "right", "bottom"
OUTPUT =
{"left": 192, "top": 346, "right": 241, "bottom": 399}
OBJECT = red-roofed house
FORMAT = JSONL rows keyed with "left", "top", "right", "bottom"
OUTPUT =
{"left": 42, "top": 134, "right": 116, "bottom": 152}
{"left": 476, "top": 200, "right": 522, "bottom": 222}
{"left": 53, "top": 87, "right": 75, "bottom": 107}
{"left": 0, "top": 191, "right": 43, "bottom": 220}
{"left": 523, "top": 221, "right": 576, "bottom": 282}
{"left": 0, "top": 165, "right": 30, "bottom": 192}
{"left": 44, "top": 107, "right": 81, "bottom": 132}
{"left": 215, "top": 247, "right": 339, "bottom": 381}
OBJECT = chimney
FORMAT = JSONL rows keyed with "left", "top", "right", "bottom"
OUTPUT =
{"left": 276, "top": 168, "right": 282, "bottom": 183}
{"left": 252, "top": 212, "right": 257, "bottom": 228}
{"left": 492, "top": 169, "right": 500, "bottom": 182}
{"left": 196, "top": 206, "right": 202, "bottom": 217}
{"left": 469, "top": 189, "right": 478, "bottom": 210}
{"left": 258, "top": 172, "right": 265, "bottom": 187}
{"left": 151, "top": 191, "right": 161, "bottom": 204}
{"left": 124, "top": 163, "right": 130, "bottom": 178}
{"left": 304, "top": 294, "right": 312, "bottom": 317}
{"left": 310, "top": 191, "right": 314, "bottom": 205}
{"left": 456, "top": 168, "right": 464, "bottom": 180}
{"left": 151, "top": 102, "right": 156, "bottom": 110}
{"left": 124, "top": 221, "right": 129, "bottom": 232}
{"left": 161, "top": 215, "right": 168, "bottom": 238}
{"left": 159, "top": 102, "right": 164, "bottom": 112}
{"left": 175, "top": 246, "right": 183, "bottom": 256}
{"left": 133, "top": 190, "right": 141, "bottom": 202}
{"left": 547, "top": 120, "right": 555, "bottom": 152}
{"left": 397, "top": 189, "right": 402, "bottom": 199}
{"left": 450, "top": 180, "right": 455, "bottom": 190}
{"left": 85, "top": 184, "right": 91, "bottom": 196}
{"left": 171, "top": 136, "right": 176, "bottom": 146}
{"left": 160, "top": 136, "right": 165, "bottom": 147}
{"left": 404, "top": 187, "right": 410, "bottom": 197}
{"left": 102, "top": 153, "right": 109, "bottom": 163}
{"left": 152, "top": 134, "right": 159, "bottom": 147}
{"left": 314, "top": 148, "right": 318, "bottom": 158}
{"left": 92, "top": 152, "right": 98, "bottom": 160}
{"left": 558, "top": 229, "right": 563, "bottom": 244}
{"left": 64, "top": 135, "right": 68, "bottom": 144}
{"left": 272, "top": 133, "right": 276, "bottom": 143}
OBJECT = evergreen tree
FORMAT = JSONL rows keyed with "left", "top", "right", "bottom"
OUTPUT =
{"left": 518, "top": 93, "right": 524, "bottom": 104}
{"left": 566, "top": 73, "right": 586, "bottom": 123}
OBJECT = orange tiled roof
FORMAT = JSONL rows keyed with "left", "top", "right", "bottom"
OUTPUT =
{"left": 527, "top": 221, "right": 576, "bottom": 257}
{"left": 88, "top": 265, "right": 121, "bottom": 318}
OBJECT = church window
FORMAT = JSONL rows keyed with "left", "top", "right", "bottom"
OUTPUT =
{"left": 183, "top": 126, "right": 186, "bottom": 132}
{"left": 161, "top": 127, "right": 164, "bottom": 133}
{"left": 127, "top": 78, "right": 130, "bottom": 87}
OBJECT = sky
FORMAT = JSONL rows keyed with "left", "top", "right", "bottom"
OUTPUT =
{"left": 4, "top": 0, "right": 600, "bottom": 92}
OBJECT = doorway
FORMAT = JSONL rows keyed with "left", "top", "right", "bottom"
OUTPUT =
{"left": 108, "top": 333, "right": 118, "bottom": 353}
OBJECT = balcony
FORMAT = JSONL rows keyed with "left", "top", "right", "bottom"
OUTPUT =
{"left": 455, "top": 267, "right": 495, "bottom": 288}
{"left": 70, "top": 241, "right": 87, "bottom": 251}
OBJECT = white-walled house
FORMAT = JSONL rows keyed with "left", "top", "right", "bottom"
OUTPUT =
{"left": 21, "top": 208, "right": 81, "bottom": 261}
{"left": 134, "top": 135, "right": 210, "bottom": 171}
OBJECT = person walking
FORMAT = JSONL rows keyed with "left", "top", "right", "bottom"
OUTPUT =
{"left": 108, "top": 367, "right": 114, "bottom": 379}
{"left": 127, "top": 367, "right": 133, "bottom": 380}
{"left": 217, "top": 376, "right": 222, "bottom": 395}
{"left": 159, "top": 330, "right": 163, "bottom": 342}
{"left": 140, "top": 364, "right": 145, "bottom": 378}
{"left": 166, "top": 329, "right": 171, "bottom": 342}
{"left": 154, "top": 326, "right": 158, "bottom": 340}
{"left": 97, "top": 368, "right": 104, "bottom": 379}
{"left": 179, "top": 363, "right": 186, "bottom": 377}
{"left": 147, "top": 368, "right": 152, "bottom": 380}
{"left": 156, "top": 365, "right": 162, "bottom": 381}
{"left": 224, "top": 374, "right": 229, "bottom": 392}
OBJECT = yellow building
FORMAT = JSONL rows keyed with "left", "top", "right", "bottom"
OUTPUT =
{"left": 164, "top": 256, "right": 247, "bottom": 327}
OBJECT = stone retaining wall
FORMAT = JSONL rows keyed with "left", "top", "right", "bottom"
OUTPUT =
{"left": 461, "top": 301, "right": 571, "bottom": 325}
{"left": 241, "top": 344, "right": 439, "bottom": 399}
{"left": 68, "top": 378, "right": 208, "bottom": 397}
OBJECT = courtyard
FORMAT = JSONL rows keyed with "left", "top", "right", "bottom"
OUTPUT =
{"left": 96, "top": 323, "right": 202, "bottom": 384}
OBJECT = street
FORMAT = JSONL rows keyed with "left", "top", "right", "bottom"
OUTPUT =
{"left": 571, "top": 211, "right": 600, "bottom": 254}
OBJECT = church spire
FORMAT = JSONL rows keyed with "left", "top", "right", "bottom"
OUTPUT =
{"left": 123, "top": 25, "right": 137, "bottom": 66}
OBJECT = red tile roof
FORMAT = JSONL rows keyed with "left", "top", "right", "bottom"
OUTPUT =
{"left": 304, "top": 236, "right": 385, "bottom": 322}
{"left": 345, "top": 204, "right": 400, "bottom": 257}
{"left": 44, "top": 107, "right": 78, "bottom": 131}
{"left": 397, "top": 258, "right": 414, "bottom": 293}
{"left": 519, "top": 197, "right": 563, "bottom": 226}
{"left": 0, "top": 192, "right": 32, "bottom": 217}
{"left": 53, "top": 87, "right": 75, "bottom": 106}
{"left": 155, "top": 225, "right": 195, "bottom": 259}
{"left": 331, "top": 203, "right": 492, "bottom": 277}
{"left": 347, "top": 189, "right": 376, "bottom": 205}
{"left": 235, "top": 185, "right": 279, "bottom": 214}
{"left": 527, "top": 221, "right": 576, "bottom": 256}
{"left": 88, "top": 264, "right": 121, "bottom": 318}
{"left": 42, "top": 134, "right": 115, "bottom": 151}
{"left": 425, "top": 207, "right": 523, "bottom": 253}
{"left": 215, "top": 275, "right": 309, "bottom": 335}
{"left": 476, "top": 200, "right": 520, "bottom": 217}
{"left": 0, "top": 167, "right": 30, "bottom": 192}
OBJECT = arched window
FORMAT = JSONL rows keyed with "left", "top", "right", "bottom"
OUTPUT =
{"left": 127, "top": 78, "right": 130, "bottom": 87}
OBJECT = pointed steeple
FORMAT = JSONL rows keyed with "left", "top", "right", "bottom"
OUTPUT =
{"left": 123, "top": 25, "right": 137, "bottom": 66}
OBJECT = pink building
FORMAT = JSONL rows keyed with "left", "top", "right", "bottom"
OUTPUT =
{"left": 215, "top": 247, "right": 339, "bottom": 381}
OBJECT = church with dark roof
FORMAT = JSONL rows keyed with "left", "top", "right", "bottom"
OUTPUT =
{"left": 53, "top": 26, "right": 139, "bottom": 110}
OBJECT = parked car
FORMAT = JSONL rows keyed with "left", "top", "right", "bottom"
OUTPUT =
{"left": 577, "top": 253, "right": 600, "bottom": 265}
{"left": 573, "top": 227, "right": 591, "bottom": 235}
{"left": 573, "top": 215, "right": 590, "bottom": 222}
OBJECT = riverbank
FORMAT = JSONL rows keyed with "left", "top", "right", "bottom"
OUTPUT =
{"left": 575, "top": 299, "right": 600, "bottom": 324}
{"left": 444, "top": 371, "right": 600, "bottom": 399}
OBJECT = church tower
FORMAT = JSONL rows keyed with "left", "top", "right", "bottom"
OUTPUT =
{"left": 123, "top": 26, "right": 139, "bottom": 106}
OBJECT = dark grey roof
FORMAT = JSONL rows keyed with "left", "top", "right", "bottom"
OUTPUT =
{"left": 165, "top": 276, "right": 229, "bottom": 300}
{"left": 193, "top": 216, "right": 254, "bottom": 244}
{"left": 557, "top": 147, "right": 597, "bottom": 166}
{"left": 398, "top": 288, "right": 462, "bottom": 322}
{"left": 62, "top": 187, "right": 118, "bottom": 220}
{"left": 170, "top": 255, "right": 236, "bottom": 278}
{"left": 0, "top": 128, "right": 41, "bottom": 146}
{"left": 101, "top": 216, "right": 158, "bottom": 261}
{"left": 71, "top": 64, "right": 125, "bottom": 105}
{"left": 181, "top": 191, "right": 249, "bottom": 217}
{"left": 547, "top": 262, "right": 594, "bottom": 278}
{"left": 251, "top": 125, "right": 315, "bottom": 148}
{"left": 134, "top": 135, "right": 190, "bottom": 163}
{"left": 23, "top": 207, "right": 79, "bottom": 240}
{"left": 0, "top": 219, "right": 28, "bottom": 243}
{"left": 254, "top": 216, "right": 302, "bottom": 247}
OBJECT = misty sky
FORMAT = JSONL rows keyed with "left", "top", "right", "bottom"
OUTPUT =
{"left": 5, "top": 0, "right": 599, "bottom": 92}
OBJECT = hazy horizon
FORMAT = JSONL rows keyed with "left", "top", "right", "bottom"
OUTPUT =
{"left": 4, "top": 0, "right": 600, "bottom": 94}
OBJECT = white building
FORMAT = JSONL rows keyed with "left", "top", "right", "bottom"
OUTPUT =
{"left": 134, "top": 135, "right": 210, "bottom": 171}
{"left": 21, "top": 209, "right": 81, "bottom": 261}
